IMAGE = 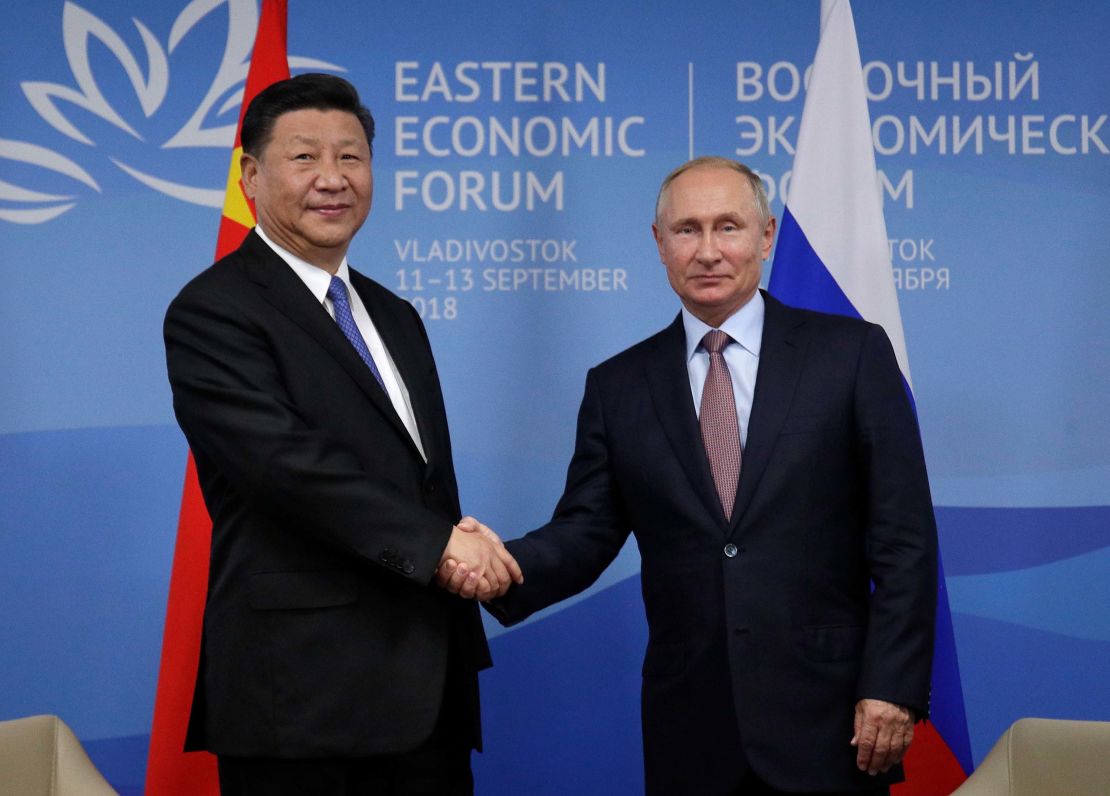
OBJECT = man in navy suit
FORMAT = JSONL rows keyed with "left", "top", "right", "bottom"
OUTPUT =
{"left": 443, "top": 156, "right": 937, "bottom": 794}
{"left": 165, "top": 74, "right": 520, "bottom": 795}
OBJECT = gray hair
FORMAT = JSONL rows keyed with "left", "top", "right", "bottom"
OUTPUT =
{"left": 654, "top": 156, "right": 771, "bottom": 228}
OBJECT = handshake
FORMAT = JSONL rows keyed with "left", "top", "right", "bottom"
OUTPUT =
{"left": 436, "top": 516, "right": 523, "bottom": 601}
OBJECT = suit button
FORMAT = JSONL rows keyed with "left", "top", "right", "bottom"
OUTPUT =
{"left": 402, "top": 562, "right": 415, "bottom": 575}
{"left": 723, "top": 543, "right": 738, "bottom": 558}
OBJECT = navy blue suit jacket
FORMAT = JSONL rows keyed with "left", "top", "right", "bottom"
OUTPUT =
{"left": 492, "top": 292, "right": 937, "bottom": 793}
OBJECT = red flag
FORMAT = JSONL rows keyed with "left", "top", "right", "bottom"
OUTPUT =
{"left": 145, "top": 3, "right": 289, "bottom": 793}
{"left": 894, "top": 721, "right": 970, "bottom": 795}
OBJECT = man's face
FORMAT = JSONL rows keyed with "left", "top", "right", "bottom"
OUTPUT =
{"left": 652, "top": 166, "right": 775, "bottom": 327}
{"left": 241, "top": 108, "right": 372, "bottom": 272}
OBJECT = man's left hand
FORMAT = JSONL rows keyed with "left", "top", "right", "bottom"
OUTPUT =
{"left": 851, "top": 698, "right": 915, "bottom": 775}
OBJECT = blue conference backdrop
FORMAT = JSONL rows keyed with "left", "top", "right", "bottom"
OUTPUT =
{"left": 1, "top": 1, "right": 1107, "bottom": 793}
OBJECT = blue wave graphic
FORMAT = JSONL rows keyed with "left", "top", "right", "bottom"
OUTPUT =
{"left": 951, "top": 613, "right": 1110, "bottom": 764}
{"left": 82, "top": 734, "right": 148, "bottom": 796}
{"left": 0, "top": 425, "right": 184, "bottom": 738}
{"left": 477, "top": 575, "right": 647, "bottom": 794}
{"left": 931, "top": 466, "right": 1110, "bottom": 508}
{"left": 947, "top": 545, "right": 1110, "bottom": 641}
{"left": 937, "top": 505, "right": 1110, "bottom": 575}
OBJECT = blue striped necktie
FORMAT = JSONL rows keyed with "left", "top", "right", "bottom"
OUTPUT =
{"left": 327, "top": 275, "right": 385, "bottom": 390}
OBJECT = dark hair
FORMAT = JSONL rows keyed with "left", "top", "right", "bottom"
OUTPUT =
{"left": 241, "top": 73, "right": 376, "bottom": 157}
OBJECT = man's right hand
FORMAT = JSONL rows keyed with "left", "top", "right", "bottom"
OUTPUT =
{"left": 437, "top": 517, "right": 522, "bottom": 601}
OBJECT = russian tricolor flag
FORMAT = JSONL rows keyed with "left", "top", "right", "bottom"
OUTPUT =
{"left": 768, "top": 1, "right": 973, "bottom": 792}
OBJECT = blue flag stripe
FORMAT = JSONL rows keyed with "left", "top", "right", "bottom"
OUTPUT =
{"left": 769, "top": 207, "right": 861, "bottom": 320}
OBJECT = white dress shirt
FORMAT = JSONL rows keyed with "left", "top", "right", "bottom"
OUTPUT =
{"left": 255, "top": 225, "right": 427, "bottom": 461}
{"left": 682, "top": 291, "right": 764, "bottom": 449}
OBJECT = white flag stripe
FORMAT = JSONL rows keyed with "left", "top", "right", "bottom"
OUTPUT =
{"left": 787, "top": 0, "right": 911, "bottom": 384}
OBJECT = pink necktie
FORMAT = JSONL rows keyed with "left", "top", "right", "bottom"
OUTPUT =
{"left": 700, "top": 330, "right": 742, "bottom": 520}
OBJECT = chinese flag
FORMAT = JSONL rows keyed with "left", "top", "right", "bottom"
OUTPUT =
{"left": 145, "top": 3, "right": 289, "bottom": 793}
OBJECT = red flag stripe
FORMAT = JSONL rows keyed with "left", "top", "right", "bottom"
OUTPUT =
{"left": 893, "top": 721, "right": 969, "bottom": 796}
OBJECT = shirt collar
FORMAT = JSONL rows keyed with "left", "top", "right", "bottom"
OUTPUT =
{"left": 681, "top": 290, "right": 765, "bottom": 363}
{"left": 255, "top": 224, "right": 351, "bottom": 304}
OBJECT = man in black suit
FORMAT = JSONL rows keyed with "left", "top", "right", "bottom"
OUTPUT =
{"left": 443, "top": 157, "right": 937, "bottom": 794}
{"left": 164, "top": 73, "right": 520, "bottom": 795}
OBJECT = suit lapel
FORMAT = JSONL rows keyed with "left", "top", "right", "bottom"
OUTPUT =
{"left": 239, "top": 232, "right": 420, "bottom": 458}
{"left": 728, "top": 292, "right": 808, "bottom": 535}
{"left": 643, "top": 315, "right": 729, "bottom": 530}
{"left": 350, "top": 268, "right": 443, "bottom": 466}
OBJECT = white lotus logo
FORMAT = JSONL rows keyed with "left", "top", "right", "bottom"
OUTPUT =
{"left": 1, "top": 0, "right": 342, "bottom": 224}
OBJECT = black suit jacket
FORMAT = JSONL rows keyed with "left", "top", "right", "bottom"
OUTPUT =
{"left": 492, "top": 292, "right": 937, "bottom": 793}
{"left": 164, "top": 230, "right": 490, "bottom": 757}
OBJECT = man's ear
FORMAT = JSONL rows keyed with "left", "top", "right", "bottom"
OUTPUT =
{"left": 761, "top": 216, "right": 777, "bottom": 260}
{"left": 240, "top": 152, "right": 259, "bottom": 200}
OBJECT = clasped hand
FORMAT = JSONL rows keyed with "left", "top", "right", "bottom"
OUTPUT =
{"left": 437, "top": 516, "right": 523, "bottom": 601}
